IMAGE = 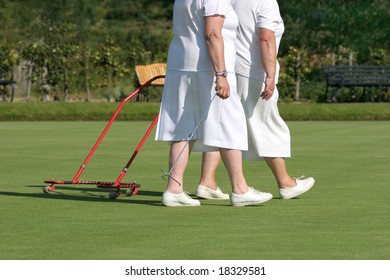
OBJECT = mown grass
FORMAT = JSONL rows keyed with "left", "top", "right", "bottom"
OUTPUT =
{"left": 0, "top": 102, "right": 389, "bottom": 121}
{"left": 1, "top": 121, "right": 389, "bottom": 260}
{"left": 0, "top": 102, "right": 159, "bottom": 121}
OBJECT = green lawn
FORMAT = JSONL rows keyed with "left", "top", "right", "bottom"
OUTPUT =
{"left": 1, "top": 102, "right": 390, "bottom": 121}
{"left": 0, "top": 121, "right": 389, "bottom": 259}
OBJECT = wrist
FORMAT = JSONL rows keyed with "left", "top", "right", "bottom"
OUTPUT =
{"left": 215, "top": 70, "right": 228, "bottom": 77}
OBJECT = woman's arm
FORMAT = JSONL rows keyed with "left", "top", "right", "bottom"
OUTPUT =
{"left": 258, "top": 27, "right": 276, "bottom": 100}
{"left": 204, "top": 15, "right": 230, "bottom": 99}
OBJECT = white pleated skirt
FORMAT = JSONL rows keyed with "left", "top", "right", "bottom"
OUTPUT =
{"left": 237, "top": 74, "right": 291, "bottom": 160}
{"left": 155, "top": 70, "right": 248, "bottom": 151}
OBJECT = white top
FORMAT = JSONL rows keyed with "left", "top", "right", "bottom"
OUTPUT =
{"left": 166, "top": 0, "right": 238, "bottom": 72}
{"left": 231, "top": 0, "right": 284, "bottom": 83}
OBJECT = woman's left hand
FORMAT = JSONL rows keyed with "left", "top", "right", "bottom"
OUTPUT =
{"left": 260, "top": 77, "right": 275, "bottom": 100}
{"left": 215, "top": 76, "right": 230, "bottom": 99}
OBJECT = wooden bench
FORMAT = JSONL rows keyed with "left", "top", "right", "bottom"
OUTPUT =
{"left": 322, "top": 65, "right": 390, "bottom": 102}
{"left": 0, "top": 68, "right": 16, "bottom": 102}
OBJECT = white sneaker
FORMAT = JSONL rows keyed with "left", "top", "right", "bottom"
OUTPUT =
{"left": 162, "top": 191, "right": 201, "bottom": 207}
{"left": 279, "top": 177, "right": 315, "bottom": 199}
{"left": 230, "top": 187, "right": 273, "bottom": 207}
{"left": 195, "top": 185, "right": 230, "bottom": 200}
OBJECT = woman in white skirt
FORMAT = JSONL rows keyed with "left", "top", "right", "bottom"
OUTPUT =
{"left": 155, "top": 0, "right": 273, "bottom": 206}
{"left": 198, "top": 0, "right": 315, "bottom": 200}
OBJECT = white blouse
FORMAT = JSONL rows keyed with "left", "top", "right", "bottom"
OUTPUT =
{"left": 232, "top": 0, "right": 284, "bottom": 83}
{"left": 166, "top": 0, "right": 238, "bottom": 72}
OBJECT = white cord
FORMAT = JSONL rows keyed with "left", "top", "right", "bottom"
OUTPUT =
{"left": 161, "top": 94, "right": 217, "bottom": 186}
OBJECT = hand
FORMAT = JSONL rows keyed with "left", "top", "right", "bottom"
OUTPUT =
{"left": 215, "top": 76, "right": 230, "bottom": 99}
{"left": 260, "top": 77, "right": 275, "bottom": 100}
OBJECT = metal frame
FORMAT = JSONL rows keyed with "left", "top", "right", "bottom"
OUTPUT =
{"left": 43, "top": 75, "right": 165, "bottom": 199}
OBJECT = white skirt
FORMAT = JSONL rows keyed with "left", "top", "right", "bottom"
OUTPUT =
{"left": 155, "top": 70, "right": 248, "bottom": 151}
{"left": 237, "top": 74, "right": 291, "bottom": 160}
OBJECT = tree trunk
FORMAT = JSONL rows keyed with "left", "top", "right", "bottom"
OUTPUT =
{"left": 63, "top": 69, "right": 69, "bottom": 102}
{"left": 295, "top": 52, "right": 301, "bottom": 101}
{"left": 25, "top": 63, "right": 32, "bottom": 101}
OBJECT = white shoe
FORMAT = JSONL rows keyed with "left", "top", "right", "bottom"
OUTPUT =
{"left": 162, "top": 191, "right": 201, "bottom": 207}
{"left": 195, "top": 185, "right": 230, "bottom": 200}
{"left": 279, "top": 177, "right": 315, "bottom": 199}
{"left": 230, "top": 187, "right": 273, "bottom": 207}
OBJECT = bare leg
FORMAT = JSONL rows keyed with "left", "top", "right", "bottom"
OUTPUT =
{"left": 264, "top": 157, "right": 296, "bottom": 188}
{"left": 200, "top": 153, "right": 297, "bottom": 190}
{"left": 219, "top": 148, "right": 249, "bottom": 194}
{"left": 199, "top": 151, "right": 220, "bottom": 190}
{"left": 166, "top": 140, "right": 195, "bottom": 194}
{"left": 198, "top": 150, "right": 272, "bottom": 205}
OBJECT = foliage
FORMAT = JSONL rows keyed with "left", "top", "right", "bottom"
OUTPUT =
{"left": 368, "top": 48, "right": 390, "bottom": 65}
{"left": 278, "top": 0, "right": 390, "bottom": 100}
{"left": 20, "top": 22, "right": 80, "bottom": 101}
{"left": 279, "top": 46, "right": 311, "bottom": 100}
{"left": 92, "top": 35, "right": 129, "bottom": 100}
{"left": 0, "top": 0, "right": 389, "bottom": 102}
{"left": 0, "top": 44, "right": 20, "bottom": 72}
{"left": 279, "top": 0, "right": 390, "bottom": 58}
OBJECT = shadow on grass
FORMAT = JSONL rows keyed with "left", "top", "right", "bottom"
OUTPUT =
{"left": 29, "top": 184, "right": 162, "bottom": 196}
{"left": 0, "top": 185, "right": 277, "bottom": 207}
{"left": 0, "top": 185, "right": 163, "bottom": 206}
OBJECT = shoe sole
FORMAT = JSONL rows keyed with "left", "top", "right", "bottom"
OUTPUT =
{"left": 231, "top": 196, "right": 273, "bottom": 207}
{"left": 195, "top": 193, "right": 230, "bottom": 200}
{"left": 195, "top": 189, "right": 230, "bottom": 200}
{"left": 162, "top": 202, "right": 201, "bottom": 207}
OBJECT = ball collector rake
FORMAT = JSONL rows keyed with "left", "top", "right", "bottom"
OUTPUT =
{"left": 43, "top": 75, "right": 165, "bottom": 199}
